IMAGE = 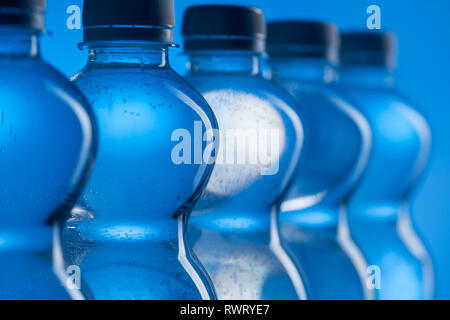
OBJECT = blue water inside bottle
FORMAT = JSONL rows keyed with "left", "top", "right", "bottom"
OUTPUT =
{"left": 185, "top": 52, "right": 306, "bottom": 300}
{"left": 270, "top": 57, "right": 372, "bottom": 300}
{"left": 340, "top": 64, "right": 434, "bottom": 300}
{"left": 0, "top": 26, "right": 96, "bottom": 299}
{"left": 62, "top": 44, "right": 218, "bottom": 300}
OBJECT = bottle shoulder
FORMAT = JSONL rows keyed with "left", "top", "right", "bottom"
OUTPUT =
{"left": 185, "top": 73, "right": 304, "bottom": 213}
{"left": 0, "top": 57, "right": 97, "bottom": 227}
{"left": 68, "top": 65, "right": 217, "bottom": 224}
{"left": 274, "top": 80, "right": 371, "bottom": 207}
{"left": 0, "top": 56, "right": 93, "bottom": 114}
{"left": 72, "top": 65, "right": 217, "bottom": 129}
{"left": 185, "top": 72, "right": 302, "bottom": 126}
{"left": 0, "top": 56, "right": 66, "bottom": 85}
{"left": 340, "top": 86, "right": 431, "bottom": 145}
{"left": 187, "top": 72, "right": 294, "bottom": 98}
{"left": 343, "top": 87, "right": 432, "bottom": 202}
{"left": 274, "top": 78, "right": 370, "bottom": 132}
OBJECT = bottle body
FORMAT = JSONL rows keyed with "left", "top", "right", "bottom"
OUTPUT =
{"left": 0, "top": 27, "right": 96, "bottom": 299}
{"left": 341, "top": 67, "right": 434, "bottom": 300}
{"left": 271, "top": 58, "right": 371, "bottom": 299}
{"left": 186, "top": 53, "right": 305, "bottom": 300}
{"left": 62, "top": 45, "right": 217, "bottom": 300}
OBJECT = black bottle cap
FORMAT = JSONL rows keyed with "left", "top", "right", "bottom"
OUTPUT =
{"left": 0, "top": 0, "right": 46, "bottom": 31}
{"left": 182, "top": 5, "right": 266, "bottom": 53}
{"left": 267, "top": 20, "right": 339, "bottom": 62}
{"left": 83, "top": 0, "right": 175, "bottom": 44}
{"left": 340, "top": 32, "right": 397, "bottom": 68}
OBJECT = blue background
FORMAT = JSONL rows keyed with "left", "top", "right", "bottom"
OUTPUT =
{"left": 41, "top": 0, "right": 450, "bottom": 299}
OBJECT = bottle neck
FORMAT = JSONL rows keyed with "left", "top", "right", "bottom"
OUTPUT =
{"left": 0, "top": 26, "right": 39, "bottom": 57}
{"left": 270, "top": 57, "right": 338, "bottom": 84}
{"left": 86, "top": 42, "right": 170, "bottom": 68}
{"left": 187, "top": 52, "right": 262, "bottom": 75}
{"left": 339, "top": 65, "right": 395, "bottom": 89}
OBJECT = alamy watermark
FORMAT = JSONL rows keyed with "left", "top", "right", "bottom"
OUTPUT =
{"left": 67, "top": 5, "right": 382, "bottom": 31}
{"left": 66, "top": 5, "right": 81, "bottom": 30}
{"left": 171, "top": 121, "right": 281, "bottom": 176}
{"left": 367, "top": 5, "right": 381, "bottom": 30}
{"left": 65, "top": 265, "right": 81, "bottom": 290}
{"left": 367, "top": 265, "right": 381, "bottom": 290}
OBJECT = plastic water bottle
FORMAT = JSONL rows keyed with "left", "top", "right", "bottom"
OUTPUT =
{"left": 340, "top": 32, "right": 434, "bottom": 300}
{"left": 62, "top": 0, "right": 217, "bottom": 300}
{"left": 267, "top": 21, "right": 372, "bottom": 300}
{"left": 183, "top": 5, "right": 306, "bottom": 300}
{"left": 0, "top": 0, "right": 96, "bottom": 299}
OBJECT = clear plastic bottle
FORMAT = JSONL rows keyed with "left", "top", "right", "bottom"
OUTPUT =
{"left": 0, "top": 0, "right": 96, "bottom": 299}
{"left": 62, "top": 0, "right": 217, "bottom": 300}
{"left": 183, "top": 5, "right": 306, "bottom": 300}
{"left": 267, "top": 21, "right": 372, "bottom": 300}
{"left": 340, "top": 32, "right": 434, "bottom": 300}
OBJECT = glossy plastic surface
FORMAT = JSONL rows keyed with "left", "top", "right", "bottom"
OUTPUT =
{"left": 0, "top": 27, "right": 96, "bottom": 299}
{"left": 62, "top": 44, "right": 217, "bottom": 300}
{"left": 186, "top": 53, "right": 306, "bottom": 300}
{"left": 271, "top": 57, "right": 371, "bottom": 300}
{"left": 341, "top": 65, "right": 434, "bottom": 300}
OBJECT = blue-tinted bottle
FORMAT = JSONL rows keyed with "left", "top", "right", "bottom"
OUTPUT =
{"left": 267, "top": 21, "right": 372, "bottom": 300}
{"left": 62, "top": 0, "right": 217, "bottom": 300}
{"left": 183, "top": 6, "right": 306, "bottom": 300}
{"left": 340, "top": 32, "right": 434, "bottom": 300}
{"left": 0, "top": 0, "right": 96, "bottom": 299}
